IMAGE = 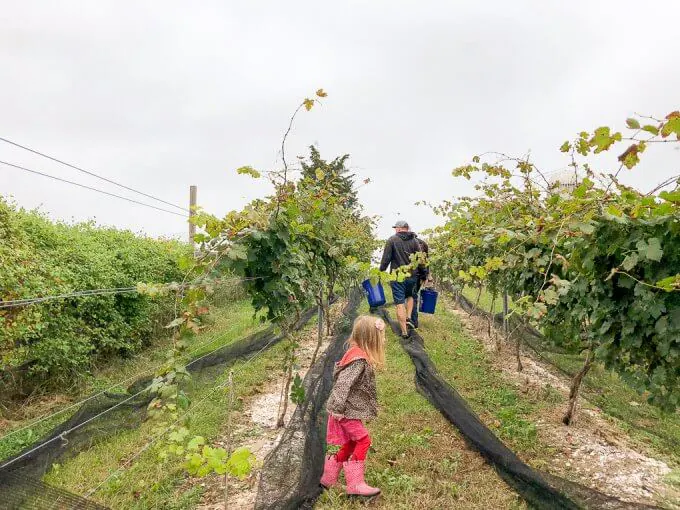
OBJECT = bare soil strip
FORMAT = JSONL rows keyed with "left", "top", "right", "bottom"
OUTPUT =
{"left": 445, "top": 297, "right": 679, "bottom": 508}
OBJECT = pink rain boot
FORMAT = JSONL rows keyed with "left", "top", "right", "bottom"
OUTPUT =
{"left": 343, "top": 460, "right": 380, "bottom": 497}
{"left": 320, "top": 455, "right": 342, "bottom": 488}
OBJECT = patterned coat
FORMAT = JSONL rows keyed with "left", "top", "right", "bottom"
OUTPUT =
{"left": 326, "top": 346, "right": 378, "bottom": 421}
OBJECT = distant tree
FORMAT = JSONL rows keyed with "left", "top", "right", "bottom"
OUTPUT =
{"left": 300, "top": 146, "right": 359, "bottom": 211}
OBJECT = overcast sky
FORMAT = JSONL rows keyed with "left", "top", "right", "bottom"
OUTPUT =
{"left": 2, "top": 1, "right": 679, "bottom": 241}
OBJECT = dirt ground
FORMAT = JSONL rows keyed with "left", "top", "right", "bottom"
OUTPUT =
{"left": 445, "top": 297, "right": 680, "bottom": 509}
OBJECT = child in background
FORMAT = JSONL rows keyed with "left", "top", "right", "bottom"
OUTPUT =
{"left": 320, "top": 315, "right": 386, "bottom": 497}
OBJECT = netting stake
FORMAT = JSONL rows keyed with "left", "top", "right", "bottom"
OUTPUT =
{"left": 310, "top": 282, "right": 325, "bottom": 367}
{"left": 502, "top": 290, "right": 509, "bottom": 335}
{"left": 224, "top": 369, "right": 234, "bottom": 510}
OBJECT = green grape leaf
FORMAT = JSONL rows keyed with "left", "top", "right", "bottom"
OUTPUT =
{"left": 646, "top": 238, "right": 663, "bottom": 262}
{"left": 660, "top": 190, "right": 680, "bottom": 203}
{"left": 290, "top": 373, "right": 305, "bottom": 405}
{"left": 226, "top": 447, "right": 256, "bottom": 479}
{"left": 590, "top": 126, "right": 622, "bottom": 153}
{"left": 236, "top": 166, "right": 262, "bottom": 179}
{"left": 187, "top": 436, "right": 206, "bottom": 451}
{"left": 621, "top": 253, "right": 639, "bottom": 272}
{"left": 661, "top": 112, "right": 680, "bottom": 139}
{"left": 543, "top": 288, "right": 559, "bottom": 305}
{"left": 637, "top": 238, "right": 663, "bottom": 262}
{"left": 656, "top": 275, "right": 680, "bottom": 292}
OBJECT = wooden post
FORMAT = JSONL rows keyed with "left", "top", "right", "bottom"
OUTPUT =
{"left": 502, "top": 291, "right": 509, "bottom": 335}
{"left": 189, "top": 185, "right": 197, "bottom": 245}
{"left": 318, "top": 287, "right": 324, "bottom": 342}
{"left": 310, "top": 283, "right": 325, "bottom": 367}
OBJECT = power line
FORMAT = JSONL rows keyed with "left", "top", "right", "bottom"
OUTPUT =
{"left": 2, "top": 159, "right": 189, "bottom": 218}
{"left": 0, "top": 137, "right": 188, "bottom": 213}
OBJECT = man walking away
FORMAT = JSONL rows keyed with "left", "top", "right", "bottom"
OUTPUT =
{"left": 411, "top": 235, "right": 430, "bottom": 329}
{"left": 379, "top": 220, "right": 422, "bottom": 338}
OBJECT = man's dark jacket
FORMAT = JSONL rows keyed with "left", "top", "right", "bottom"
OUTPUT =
{"left": 379, "top": 231, "right": 422, "bottom": 273}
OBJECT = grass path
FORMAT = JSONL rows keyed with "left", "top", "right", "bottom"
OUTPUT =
{"left": 430, "top": 296, "right": 679, "bottom": 507}
{"left": 0, "top": 299, "right": 258, "bottom": 462}
{"left": 462, "top": 286, "right": 680, "bottom": 468}
{"left": 319, "top": 293, "right": 679, "bottom": 509}
{"left": 41, "top": 300, "right": 275, "bottom": 509}
{"left": 316, "top": 301, "right": 524, "bottom": 509}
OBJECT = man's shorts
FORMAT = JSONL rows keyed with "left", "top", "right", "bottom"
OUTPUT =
{"left": 390, "top": 277, "right": 417, "bottom": 305}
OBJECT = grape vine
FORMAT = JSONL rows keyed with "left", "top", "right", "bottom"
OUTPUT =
{"left": 427, "top": 110, "right": 680, "bottom": 423}
{"left": 137, "top": 90, "right": 377, "bottom": 502}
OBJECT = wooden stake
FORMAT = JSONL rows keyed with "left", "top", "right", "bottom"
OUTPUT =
{"left": 189, "top": 185, "right": 197, "bottom": 245}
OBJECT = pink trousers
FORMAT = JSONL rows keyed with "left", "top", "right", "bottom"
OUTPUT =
{"left": 327, "top": 415, "right": 371, "bottom": 462}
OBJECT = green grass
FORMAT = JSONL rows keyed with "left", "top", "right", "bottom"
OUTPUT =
{"left": 461, "top": 286, "right": 510, "bottom": 314}
{"left": 417, "top": 306, "right": 549, "bottom": 457}
{"left": 548, "top": 350, "right": 680, "bottom": 465}
{"left": 0, "top": 299, "right": 261, "bottom": 463}
{"left": 317, "top": 301, "right": 524, "bottom": 509}
{"left": 459, "top": 286, "right": 680, "bottom": 466}
{"left": 37, "top": 301, "right": 271, "bottom": 509}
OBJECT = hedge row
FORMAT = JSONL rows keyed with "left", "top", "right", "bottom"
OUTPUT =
{"left": 0, "top": 198, "right": 188, "bottom": 391}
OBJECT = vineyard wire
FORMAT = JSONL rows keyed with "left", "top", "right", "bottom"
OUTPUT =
{"left": 0, "top": 276, "right": 264, "bottom": 309}
{"left": 0, "top": 278, "right": 272, "bottom": 464}
{"left": 0, "top": 287, "right": 138, "bottom": 309}
{"left": 1, "top": 160, "right": 188, "bottom": 218}
{"left": 0, "top": 277, "right": 265, "bottom": 441}
{"left": 0, "top": 136, "right": 188, "bottom": 213}
{"left": 84, "top": 327, "right": 289, "bottom": 499}
{"left": 0, "top": 302, "right": 266, "bottom": 445}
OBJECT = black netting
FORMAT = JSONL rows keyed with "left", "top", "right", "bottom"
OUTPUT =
{"left": 0, "top": 470, "right": 109, "bottom": 509}
{"left": 0, "top": 307, "right": 317, "bottom": 509}
{"left": 453, "top": 291, "right": 680, "bottom": 452}
{"left": 452, "top": 289, "right": 569, "bottom": 356}
{"left": 379, "top": 307, "right": 660, "bottom": 510}
{"left": 255, "top": 288, "right": 362, "bottom": 510}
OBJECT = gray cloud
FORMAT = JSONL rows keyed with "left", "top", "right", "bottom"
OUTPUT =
{"left": 2, "top": 0, "right": 679, "bottom": 240}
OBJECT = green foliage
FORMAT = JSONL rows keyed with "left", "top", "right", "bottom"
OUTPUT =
{"left": 144, "top": 90, "right": 376, "bottom": 487}
{"left": 236, "top": 166, "right": 262, "bottom": 179}
{"left": 193, "top": 145, "right": 376, "bottom": 324}
{"left": 290, "top": 372, "right": 305, "bottom": 404}
{"left": 184, "top": 441, "right": 255, "bottom": 478}
{"left": 0, "top": 198, "right": 187, "bottom": 387}
{"left": 427, "top": 110, "right": 680, "bottom": 412}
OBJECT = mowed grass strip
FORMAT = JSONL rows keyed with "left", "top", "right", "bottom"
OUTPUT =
{"left": 462, "top": 286, "right": 680, "bottom": 466}
{"left": 316, "top": 303, "right": 524, "bottom": 510}
{"left": 43, "top": 302, "right": 277, "bottom": 510}
{"left": 0, "top": 298, "right": 258, "bottom": 462}
{"left": 417, "top": 306, "right": 554, "bottom": 460}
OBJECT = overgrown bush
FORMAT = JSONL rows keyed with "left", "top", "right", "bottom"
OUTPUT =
{"left": 0, "top": 198, "right": 188, "bottom": 391}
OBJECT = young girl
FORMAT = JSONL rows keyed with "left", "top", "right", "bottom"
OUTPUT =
{"left": 320, "top": 315, "right": 386, "bottom": 497}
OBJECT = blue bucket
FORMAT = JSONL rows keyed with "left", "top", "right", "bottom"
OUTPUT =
{"left": 361, "top": 279, "right": 386, "bottom": 308}
{"left": 419, "top": 288, "right": 438, "bottom": 314}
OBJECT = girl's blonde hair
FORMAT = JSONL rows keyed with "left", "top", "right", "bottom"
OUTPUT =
{"left": 348, "top": 315, "right": 386, "bottom": 368}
